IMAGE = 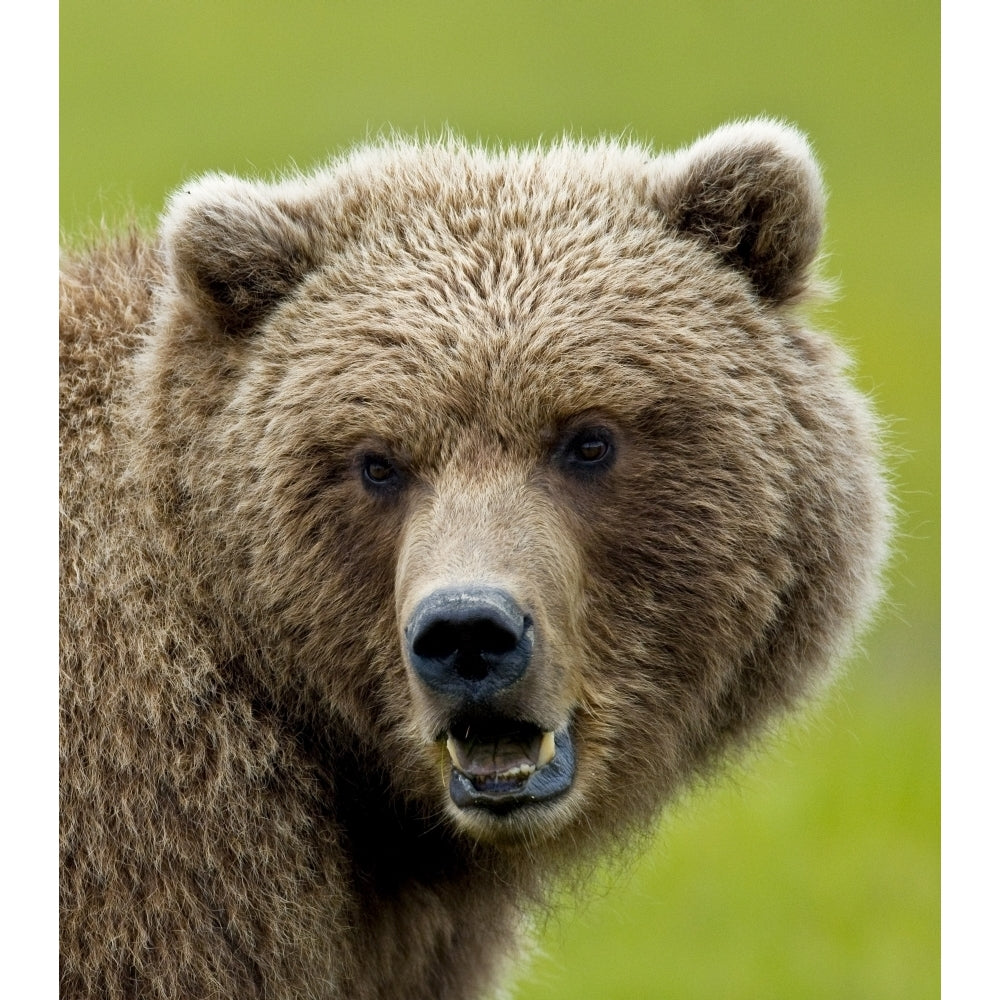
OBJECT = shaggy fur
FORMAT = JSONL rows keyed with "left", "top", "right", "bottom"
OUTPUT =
{"left": 60, "top": 120, "right": 890, "bottom": 1000}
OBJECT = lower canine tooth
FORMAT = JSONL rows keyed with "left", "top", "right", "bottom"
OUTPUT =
{"left": 538, "top": 730, "right": 557, "bottom": 767}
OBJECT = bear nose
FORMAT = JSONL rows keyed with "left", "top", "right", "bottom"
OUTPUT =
{"left": 405, "top": 587, "right": 533, "bottom": 699}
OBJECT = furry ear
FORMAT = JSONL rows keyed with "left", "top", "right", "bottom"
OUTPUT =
{"left": 655, "top": 119, "right": 825, "bottom": 302}
{"left": 162, "top": 175, "right": 327, "bottom": 334}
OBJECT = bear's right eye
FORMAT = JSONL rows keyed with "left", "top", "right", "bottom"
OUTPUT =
{"left": 361, "top": 454, "right": 402, "bottom": 493}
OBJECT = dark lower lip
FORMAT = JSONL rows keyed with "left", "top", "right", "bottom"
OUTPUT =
{"left": 448, "top": 727, "right": 575, "bottom": 813}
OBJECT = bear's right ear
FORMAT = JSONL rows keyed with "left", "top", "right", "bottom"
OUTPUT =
{"left": 161, "top": 175, "right": 327, "bottom": 335}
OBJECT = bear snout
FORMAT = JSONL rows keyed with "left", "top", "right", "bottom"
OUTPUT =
{"left": 405, "top": 586, "right": 534, "bottom": 701}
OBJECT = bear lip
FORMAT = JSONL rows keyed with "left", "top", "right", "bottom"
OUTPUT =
{"left": 444, "top": 720, "right": 575, "bottom": 812}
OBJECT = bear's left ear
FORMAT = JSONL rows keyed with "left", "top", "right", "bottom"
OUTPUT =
{"left": 653, "top": 119, "right": 825, "bottom": 303}
{"left": 161, "top": 174, "right": 328, "bottom": 335}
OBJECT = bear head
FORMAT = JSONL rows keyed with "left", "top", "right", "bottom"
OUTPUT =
{"left": 141, "top": 120, "right": 888, "bottom": 851}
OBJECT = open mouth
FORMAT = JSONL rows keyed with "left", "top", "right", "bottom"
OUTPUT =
{"left": 444, "top": 719, "right": 575, "bottom": 813}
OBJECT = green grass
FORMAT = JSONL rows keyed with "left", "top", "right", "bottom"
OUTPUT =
{"left": 61, "top": 2, "right": 939, "bottom": 996}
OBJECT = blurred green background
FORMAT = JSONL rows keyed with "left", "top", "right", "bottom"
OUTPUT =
{"left": 60, "top": 2, "right": 939, "bottom": 997}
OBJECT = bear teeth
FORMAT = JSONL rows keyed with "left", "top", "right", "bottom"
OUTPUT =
{"left": 445, "top": 729, "right": 558, "bottom": 776}
{"left": 491, "top": 763, "right": 536, "bottom": 783}
{"left": 537, "top": 730, "right": 556, "bottom": 768}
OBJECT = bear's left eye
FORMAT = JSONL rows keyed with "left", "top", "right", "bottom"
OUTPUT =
{"left": 361, "top": 454, "right": 402, "bottom": 492}
{"left": 559, "top": 427, "right": 617, "bottom": 476}
{"left": 573, "top": 437, "right": 610, "bottom": 463}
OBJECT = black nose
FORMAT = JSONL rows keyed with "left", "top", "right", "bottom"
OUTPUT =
{"left": 405, "top": 587, "right": 533, "bottom": 699}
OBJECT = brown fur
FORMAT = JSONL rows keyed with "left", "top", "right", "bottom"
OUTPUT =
{"left": 60, "top": 120, "right": 890, "bottom": 999}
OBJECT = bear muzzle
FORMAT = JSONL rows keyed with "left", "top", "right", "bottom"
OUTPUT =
{"left": 404, "top": 586, "right": 576, "bottom": 812}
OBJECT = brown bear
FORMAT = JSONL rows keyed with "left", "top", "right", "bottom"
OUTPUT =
{"left": 60, "top": 119, "right": 890, "bottom": 1000}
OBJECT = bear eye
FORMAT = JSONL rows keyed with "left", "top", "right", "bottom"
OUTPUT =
{"left": 573, "top": 437, "right": 609, "bottom": 463}
{"left": 559, "top": 427, "right": 617, "bottom": 476}
{"left": 361, "top": 454, "right": 401, "bottom": 492}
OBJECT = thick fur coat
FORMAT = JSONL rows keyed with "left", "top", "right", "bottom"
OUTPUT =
{"left": 59, "top": 120, "right": 890, "bottom": 999}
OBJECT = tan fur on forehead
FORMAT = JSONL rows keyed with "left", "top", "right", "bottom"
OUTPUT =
{"left": 61, "top": 120, "right": 890, "bottom": 1000}
{"left": 162, "top": 119, "right": 825, "bottom": 341}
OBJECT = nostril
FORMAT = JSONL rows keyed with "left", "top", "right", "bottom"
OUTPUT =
{"left": 411, "top": 621, "right": 458, "bottom": 662}
{"left": 412, "top": 619, "right": 519, "bottom": 670}
{"left": 477, "top": 620, "right": 520, "bottom": 657}
{"left": 406, "top": 588, "right": 533, "bottom": 696}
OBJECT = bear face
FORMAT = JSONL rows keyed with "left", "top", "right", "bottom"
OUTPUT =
{"left": 135, "top": 120, "right": 887, "bottom": 855}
